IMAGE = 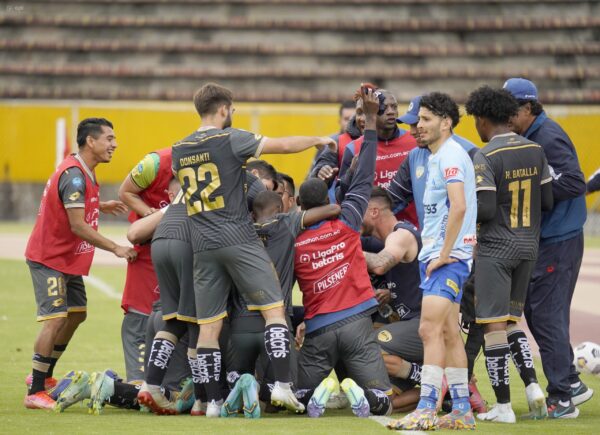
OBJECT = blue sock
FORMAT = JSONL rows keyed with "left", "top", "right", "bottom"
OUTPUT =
{"left": 416, "top": 382, "right": 439, "bottom": 410}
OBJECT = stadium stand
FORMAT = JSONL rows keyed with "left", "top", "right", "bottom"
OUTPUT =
{"left": 0, "top": 0, "right": 598, "bottom": 102}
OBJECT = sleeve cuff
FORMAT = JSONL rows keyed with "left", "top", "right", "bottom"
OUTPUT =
{"left": 64, "top": 203, "right": 85, "bottom": 209}
{"left": 254, "top": 136, "right": 267, "bottom": 158}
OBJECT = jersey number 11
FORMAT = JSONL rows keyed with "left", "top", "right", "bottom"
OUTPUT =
{"left": 508, "top": 179, "right": 531, "bottom": 228}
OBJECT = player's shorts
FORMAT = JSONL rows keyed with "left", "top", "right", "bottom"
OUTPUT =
{"left": 298, "top": 316, "right": 392, "bottom": 394}
{"left": 27, "top": 259, "right": 87, "bottom": 321}
{"left": 419, "top": 259, "right": 471, "bottom": 304}
{"left": 193, "top": 241, "right": 283, "bottom": 324}
{"left": 376, "top": 316, "right": 423, "bottom": 364}
{"left": 151, "top": 238, "right": 196, "bottom": 323}
{"left": 121, "top": 310, "right": 148, "bottom": 382}
{"left": 475, "top": 256, "right": 535, "bottom": 324}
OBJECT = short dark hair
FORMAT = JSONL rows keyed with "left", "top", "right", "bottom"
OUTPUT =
{"left": 277, "top": 172, "right": 295, "bottom": 196}
{"left": 419, "top": 92, "right": 460, "bottom": 128}
{"left": 465, "top": 85, "right": 519, "bottom": 125}
{"left": 299, "top": 178, "right": 329, "bottom": 210}
{"left": 370, "top": 186, "right": 392, "bottom": 210}
{"left": 193, "top": 83, "right": 233, "bottom": 117}
{"left": 247, "top": 160, "right": 278, "bottom": 187}
{"left": 518, "top": 99, "right": 544, "bottom": 116}
{"left": 339, "top": 100, "right": 355, "bottom": 116}
{"left": 76, "top": 118, "right": 113, "bottom": 148}
{"left": 252, "top": 190, "right": 283, "bottom": 215}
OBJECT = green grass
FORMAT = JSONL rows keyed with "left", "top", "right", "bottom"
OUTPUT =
{"left": 1, "top": 258, "right": 599, "bottom": 433}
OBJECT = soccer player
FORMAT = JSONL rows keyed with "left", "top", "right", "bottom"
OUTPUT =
{"left": 504, "top": 78, "right": 593, "bottom": 418}
{"left": 171, "top": 82, "right": 336, "bottom": 417}
{"left": 247, "top": 159, "right": 279, "bottom": 191}
{"left": 224, "top": 191, "right": 340, "bottom": 418}
{"left": 24, "top": 118, "right": 137, "bottom": 409}
{"left": 293, "top": 88, "right": 392, "bottom": 419}
{"left": 275, "top": 172, "right": 297, "bottom": 213}
{"left": 389, "top": 92, "right": 477, "bottom": 431}
{"left": 465, "top": 85, "right": 552, "bottom": 423}
{"left": 118, "top": 147, "right": 173, "bottom": 382}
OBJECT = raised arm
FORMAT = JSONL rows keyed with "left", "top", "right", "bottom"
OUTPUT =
{"left": 387, "top": 157, "right": 413, "bottom": 214}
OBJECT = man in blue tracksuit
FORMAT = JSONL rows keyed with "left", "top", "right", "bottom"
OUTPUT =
{"left": 504, "top": 78, "right": 593, "bottom": 419}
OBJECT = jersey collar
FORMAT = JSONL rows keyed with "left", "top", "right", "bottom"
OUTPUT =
{"left": 74, "top": 153, "right": 96, "bottom": 185}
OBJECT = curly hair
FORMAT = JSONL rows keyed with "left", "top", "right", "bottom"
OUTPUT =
{"left": 419, "top": 92, "right": 460, "bottom": 128}
{"left": 465, "top": 85, "right": 519, "bottom": 124}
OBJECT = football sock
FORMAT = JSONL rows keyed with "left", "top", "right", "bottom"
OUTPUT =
{"left": 196, "top": 347, "right": 223, "bottom": 402}
{"left": 465, "top": 322, "right": 485, "bottom": 380}
{"left": 446, "top": 367, "right": 471, "bottom": 412}
{"left": 264, "top": 321, "right": 292, "bottom": 384}
{"left": 484, "top": 331, "right": 511, "bottom": 404}
{"left": 416, "top": 364, "right": 443, "bottom": 410}
{"left": 30, "top": 353, "right": 52, "bottom": 394}
{"left": 108, "top": 381, "right": 141, "bottom": 410}
{"left": 48, "top": 344, "right": 67, "bottom": 378}
{"left": 145, "top": 331, "right": 177, "bottom": 386}
{"left": 365, "top": 388, "right": 392, "bottom": 416}
{"left": 507, "top": 324, "right": 538, "bottom": 386}
{"left": 187, "top": 348, "right": 207, "bottom": 402}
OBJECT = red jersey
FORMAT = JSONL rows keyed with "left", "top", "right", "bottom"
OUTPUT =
{"left": 347, "top": 131, "right": 418, "bottom": 225}
{"left": 26, "top": 155, "right": 100, "bottom": 276}
{"left": 122, "top": 147, "right": 172, "bottom": 314}
{"left": 337, "top": 132, "right": 355, "bottom": 168}
{"left": 294, "top": 219, "right": 374, "bottom": 320}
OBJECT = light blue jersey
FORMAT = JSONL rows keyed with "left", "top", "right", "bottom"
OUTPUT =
{"left": 418, "top": 137, "right": 477, "bottom": 263}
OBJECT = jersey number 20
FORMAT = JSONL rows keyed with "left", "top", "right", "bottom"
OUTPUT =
{"left": 178, "top": 163, "right": 225, "bottom": 215}
{"left": 508, "top": 179, "right": 531, "bottom": 228}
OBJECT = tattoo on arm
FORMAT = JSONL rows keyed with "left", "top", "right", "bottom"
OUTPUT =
{"left": 364, "top": 250, "right": 398, "bottom": 275}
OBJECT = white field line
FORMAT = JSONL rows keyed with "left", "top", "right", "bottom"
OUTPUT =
{"left": 84, "top": 274, "right": 121, "bottom": 300}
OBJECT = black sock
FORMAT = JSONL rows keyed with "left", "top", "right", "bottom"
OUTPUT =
{"left": 465, "top": 322, "right": 485, "bottom": 380}
{"left": 30, "top": 353, "right": 52, "bottom": 394}
{"left": 507, "top": 328, "right": 538, "bottom": 386}
{"left": 48, "top": 344, "right": 67, "bottom": 378}
{"left": 294, "top": 388, "right": 313, "bottom": 408}
{"left": 365, "top": 389, "right": 391, "bottom": 416}
{"left": 264, "top": 323, "right": 291, "bottom": 384}
{"left": 187, "top": 350, "right": 206, "bottom": 402}
{"left": 146, "top": 335, "right": 177, "bottom": 386}
{"left": 196, "top": 347, "right": 223, "bottom": 402}
{"left": 108, "top": 381, "right": 141, "bottom": 410}
{"left": 484, "top": 341, "right": 511, "bottom": 404}
{"left": 408, "top": 363, "right": 422, "bottom": 383}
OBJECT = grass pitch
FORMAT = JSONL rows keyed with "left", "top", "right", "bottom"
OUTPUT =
{"left": 0, "top": 257, "right": 599, "bottom": 434}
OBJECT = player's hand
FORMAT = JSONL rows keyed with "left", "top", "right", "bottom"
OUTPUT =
{"left": 114, "top": 245, "right": 138, "bottom": 262}
{"left": 360, "top": 85, "right": 380, "bottom": 117}
{"left": 316, "top": 136, "right": 337, "bottom": 152}
{"left": 375, "top": 288, "right": 391, "bottom": 305}
{"left": 425, "top": 256, "right": 457, "bottom": 277}
{"left": 100, "top": 200, "right": 128, "bottom": 215}
{"left": 317, "top": 165, "right": 338, "bottom": 181}
{"left": 295, "top": 322, "right": 306, "bottom": 350}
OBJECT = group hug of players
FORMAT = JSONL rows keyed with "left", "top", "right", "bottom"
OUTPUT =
{"left": 23, "top": 78, "right": 594, "bottom": 431}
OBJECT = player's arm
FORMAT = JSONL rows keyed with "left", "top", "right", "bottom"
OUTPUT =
{"left": 302, "top": 204, "right": 341, "bottom": 227}
{"left": 542, "top": 134, "right": 586, "bottom": 201}
{"left": 118, "top": 153, "right": 160, "bottom": 217}
{"left": 387, "top": 157, "right": 413, "bottom": 214}
{"left": 260, "top": 136, "right": 337, "bottom": 155}
{"left": 426, "top": 181, "right": 466, "bottom": 277}
{"left": 474, "top": 151, "right": 497, "bottom": 223}
{"left": 311, "top": 148, "right": 339, "bottom": 185}
{"left": 99, "top": 200, "right": 128, "bottom": 215}
{"left": 364, "top": 229, "right": 418, "bottom": 275}
{"left": 127, "top": 206, "right": 167, "bottom": 245}
{"left": 66, "top": 208, "right": 137, "bottom": 261}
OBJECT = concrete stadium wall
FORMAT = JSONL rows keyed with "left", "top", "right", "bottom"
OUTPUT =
{"left": 1, "top": 99, "right": 599, "bottom": 221}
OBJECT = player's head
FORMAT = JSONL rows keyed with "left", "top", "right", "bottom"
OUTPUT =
{"left": 76, "top": 118, "right": 116, "bottom": 163}
{"left": 247, "top": 159, "right": 278, "bottom": 191}
{"left": 167, "top": 177, "right": 181, "bottom": 203}
{"left": 252, "top": 190, "right": 283, "bottom": 221}
{"left": 417, "top": 92, "right": 459, "bottom": 149}
{"left": 276, "top": 172, "right": 296, "bottom": 212}
{"left": 397, "top": 95, "right": 426, "bottom": 148}
{"left": 377, "top": 90, "right": 399, "bottom": 134}
{"left": 193, "top": 83, "right": 234, "bottom": 129}
{"left": 503, "top": 78, "right": 543, "bottom": 135}
{"left": 362, "top": 186, "right": 394, "bottom": 236}
{"left": 298, "top": 178, "right": 329, "bottom": 210}
{"left": 339, "top": 100, "right": 356, "bottom": 134}
{"left": 465, "top": 85, "right": 519, "bottom": 143}
{"left": 353, "top": 83, "right": 379, "bottom": 135}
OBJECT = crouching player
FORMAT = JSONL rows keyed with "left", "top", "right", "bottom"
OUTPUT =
{"left": 293, "top": 87, "right": 392, "bottom": 418}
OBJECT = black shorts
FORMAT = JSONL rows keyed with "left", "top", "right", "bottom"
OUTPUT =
{"left": 377, "top": 316, "right": 423, "bottom": 364}
{"left": 151, "top": 238, "right": 196, "bottom": 323}
{"left": 298, "top": 316, "right": 391, "bottom": 394}
{"left": 27, "top": 260, "right": 87, "bottom": 321}
{"left": 193, "top": 241, "right": 283, "bottom": 324}
{"left": 475, "top": 256, "right": 535, "bottom": 324}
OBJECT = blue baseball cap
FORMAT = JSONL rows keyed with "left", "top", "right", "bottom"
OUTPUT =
{"left": 397, "top": 95, "right": 422, "bottom": 125}
{"left": 503, "top": 78, "right": 538, "bottom": 101}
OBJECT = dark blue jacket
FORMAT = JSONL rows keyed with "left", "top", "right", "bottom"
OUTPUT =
{"left": 523, "top": 112, "right": 587, "bottom": 243}
{"left": 588, "top": 168, "right": 600, "bottom": 193}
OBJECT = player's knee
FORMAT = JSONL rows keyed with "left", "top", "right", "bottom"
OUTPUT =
{"left": 69, "top": 311, "right": 87, "bottom": 325}
{"left": 418, "top": 320, "right": 439, "bottom": 343}
{"left": 261, "top": 306, "right": 285, "bottom": 323}
{"left": 42, "top": 315, "right": 68, "bottom": 333}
